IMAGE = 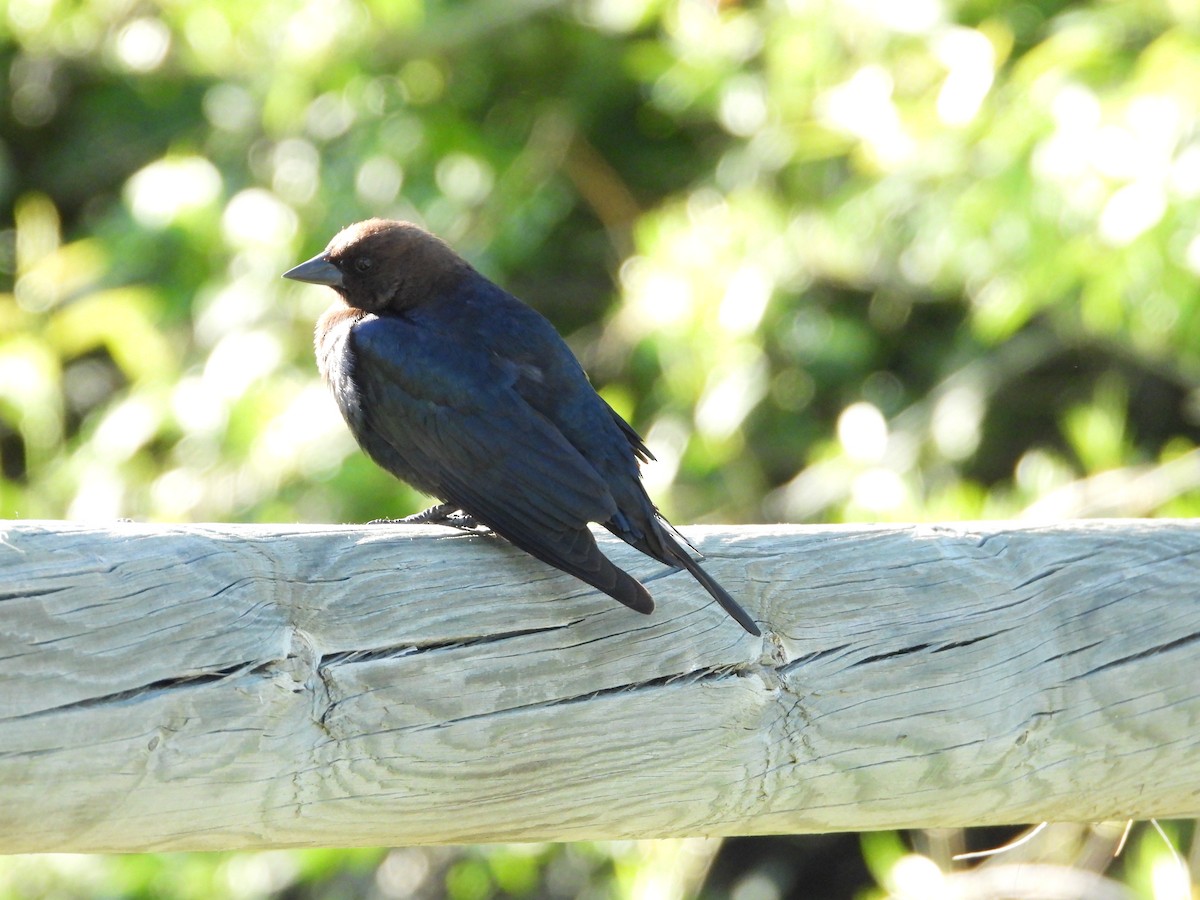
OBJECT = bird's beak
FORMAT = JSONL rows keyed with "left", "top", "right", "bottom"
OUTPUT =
{"left": 283, "top": 254, "right": 343, "bottom": 288}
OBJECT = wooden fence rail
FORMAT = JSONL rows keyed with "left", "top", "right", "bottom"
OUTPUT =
{"left": 1, "top": 519, "right": 1198, "bottom": 853}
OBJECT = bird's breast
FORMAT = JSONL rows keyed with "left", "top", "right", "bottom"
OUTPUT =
{"left": 315, "top": 303, "right": 370, "bottom": 427}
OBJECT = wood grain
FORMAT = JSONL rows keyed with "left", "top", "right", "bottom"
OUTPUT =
{"left": 1, "top": 519, "right": 1198, "bottom": 852}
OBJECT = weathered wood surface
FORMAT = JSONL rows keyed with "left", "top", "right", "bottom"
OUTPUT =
{"left": 1, "top": 519, "right": 1198, "bottom": 853}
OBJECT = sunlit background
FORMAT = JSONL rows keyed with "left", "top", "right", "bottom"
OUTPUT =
{"left": 2, "top": 0, "right": 1199, "bottom": 896}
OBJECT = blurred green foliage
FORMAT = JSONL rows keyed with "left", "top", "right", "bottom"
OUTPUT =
{"left": 3, "top": 0, "right": 1199, "bottom": 895}
{"left": 5, "top": 0, "right": 1200, "bottom": 530}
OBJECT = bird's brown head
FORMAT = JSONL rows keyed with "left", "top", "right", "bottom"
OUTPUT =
{"left": 283, "top": 219, "right": 471, "bottom": 313}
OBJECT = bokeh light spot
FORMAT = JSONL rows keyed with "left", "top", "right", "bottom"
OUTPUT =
{"left": 114, "top": 17, "right": 170, "bottom": 72}
{"left": 838, "top": 401, "right": 888, "bottom": 463}
{"left": 221, "top": 189, "right": 298, "bottom": 249}
{"left": 934, "top": 27, "right": 994, "bottom": 126}
{"left": 356, "top": 155, "right": 404, "bottom": 207}
{"left": 435, "top": 154, "right": 494, "bottom": 206}
{"left": 125, "top": 157, "right": 222, "bottom": 229}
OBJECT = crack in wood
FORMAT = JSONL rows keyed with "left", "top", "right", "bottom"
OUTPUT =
{"left": 1069, "top": 631, "right": 1200, "bottom": 681}
{"left": 1043, "top": 640, "right": 1103, "bottom": 662}
{"left": 6, "top": 662, "right": 258, "bottom": 722}
{"left": 384, "top": 663, "right": 746, "bottom": 735}
{"left": 851, "top": 643, "right": 933, "bottom": 666}
{"left": 0, "top": 585, "right": 69, "bottom": 602}
{"left": 776, "top": 645, "right": 852, "bottom": 673}
{"left": 931, "top": 630, "right": 1010, "bottom": 652}
{"left": 316, "top": 622, "right": 580, "bottom": 668}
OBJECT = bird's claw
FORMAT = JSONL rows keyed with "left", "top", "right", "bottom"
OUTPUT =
{"left": 370, "top": 503, "right": 487, "bottom": 533}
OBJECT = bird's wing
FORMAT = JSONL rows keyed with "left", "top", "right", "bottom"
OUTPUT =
{"left": 604, "top": 400, "right": 655, "bottom": 463}
{"left": 349, "top": 316, "right": 653, "bottom": 611}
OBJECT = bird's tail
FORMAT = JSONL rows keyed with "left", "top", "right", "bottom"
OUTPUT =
{"left": 580, "top": 554, "right": 655, "bottom": 615}
{"left": 617, "top": 518, "right": 761, "bottom": 636}
{"left": 674, "top": 551, "right": 761, "bottom": 636}
{"left": 506, "top": 524, "right": 655, "bottom": 615}
{"left": 601, "top": 569, "right": 655, "bottom": 615}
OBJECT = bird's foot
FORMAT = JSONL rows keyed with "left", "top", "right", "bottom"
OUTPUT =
{"left": 370, "top": 503, "right": 486, "bottom": 533}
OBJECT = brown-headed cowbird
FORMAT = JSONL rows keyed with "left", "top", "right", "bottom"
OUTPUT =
{"left": 284, "top": 219, "right": 760, "bottom": 635}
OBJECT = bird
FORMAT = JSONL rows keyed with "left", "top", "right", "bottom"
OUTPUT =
{"left": 283, "top": 218, "right": 760, "bottom": 636}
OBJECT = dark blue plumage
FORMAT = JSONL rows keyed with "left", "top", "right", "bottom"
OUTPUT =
{"left": 284, "top": 218, "right": 759, "bottom": 635}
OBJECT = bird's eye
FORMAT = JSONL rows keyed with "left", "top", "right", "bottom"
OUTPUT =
{"left": 354, "top": 257, "right": 374, "bottom": 273}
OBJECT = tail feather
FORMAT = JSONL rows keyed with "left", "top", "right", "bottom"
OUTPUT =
{"left": 603, "top": 568, "right": 655, "bottom": 615}
{"left": 493, "top": 509, "right": 749, "bottom": 629}
{"left": 605, "top": 517, "right": 761, "bottom": 636}
{"left": 676, "top": 552, "right": 761, "bottom": 636}
{"left": 505, "top": 523, "right": 655, "bottom": 615}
